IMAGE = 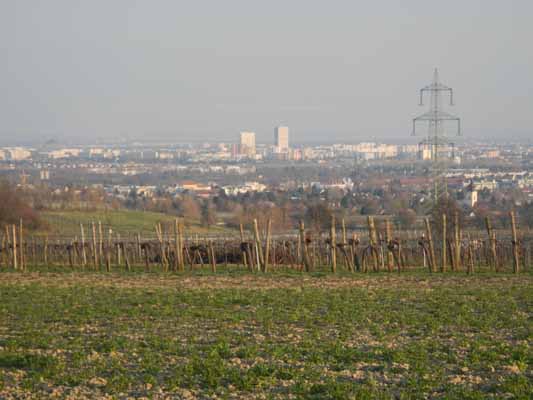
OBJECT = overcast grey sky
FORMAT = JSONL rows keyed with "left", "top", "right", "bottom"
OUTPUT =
{"left": 1, "top": 1, "right": 532, "bottom": 144}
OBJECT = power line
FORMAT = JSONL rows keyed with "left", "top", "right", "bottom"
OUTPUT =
{"left": 412, "top": 69, "right": 461, "bottom": 206}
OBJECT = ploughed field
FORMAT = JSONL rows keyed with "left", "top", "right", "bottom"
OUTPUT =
{"left": 0, "top": 270, "right": 531, "bottom": 399}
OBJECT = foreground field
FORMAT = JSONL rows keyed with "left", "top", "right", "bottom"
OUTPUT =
{"left": 0, "top": 271, "right": 531, "bottom": 399}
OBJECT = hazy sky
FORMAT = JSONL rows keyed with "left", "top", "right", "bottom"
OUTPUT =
{"left": 1, "top": 1, "right": 532, "bottom": 144}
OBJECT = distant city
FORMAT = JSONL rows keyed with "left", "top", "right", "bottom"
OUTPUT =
{"left": 1, "top": 126, "right": 532, "bottom": 217}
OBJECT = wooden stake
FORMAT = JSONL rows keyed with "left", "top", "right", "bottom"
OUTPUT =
{"left": 441, "top": 213, "right": 447, "bottom": 272}
{"left": 4, "top": 226, "right": 11, "bottom": 268}
{"left": 174, "top": 218, "right": 182, "bottom": 271}
{"left": 44, "top": 235, "right": 48, "bottom": 266}
{"left": 424, "top": 218, "right": 436, "bottom": 273}
{"left": 510, "top": 210, "right": 520, "bottom": 273}
{"left": 209, "top": 240, "right": 216, "bottom": 273}
{"left": 19, "top": 219, "right": 24, "bottom": 271}
{"left": 98, "top": 221, "right": 103, "bottom": 268}
{"left": 367, "top": 216, "right": 379, "bottom": 271}
{"left": 467, "top": 235, "right": 474, "bottom": 275}
{"left": 454, "top": 211, "right": 461, "bottom": 271}
{"left": 485, "top": 216, "right": 497, "bottom": 272}
{"left": 252, "top": 219, "right": 264, "bottom": 271}
{"left": 263, "top": 218, "right": 272, "bottom": 272}
{"left": 92, "top": 222, "right": 98, "bottom": 268}
{"left": 106, "top": 228, "right": 112, "bottom": 272}
{"left": 80, "top": 223, "right": 87, "bottom": 267}
{"left": 385, "top": 219, "right": 393, "bottom": 272}
{"left": 330, "top": 215, "right": 337, "bottom": 273}
{"left": 124, "top": 243, "right": 131, "bottom": 271}
{"left": 341, "top": 218, "right": 347, "bottom": 245}
{"left": 239, "top": 223, "right": 248, "bottom": 269}
{"left": 299, "top": 220, "right": 312, "bottom": 272}
{"left": 12, "top": 225, "right": 17, "bottom": 270}
{"left": 116, "top": 234, "right": 122, "bottom": 266}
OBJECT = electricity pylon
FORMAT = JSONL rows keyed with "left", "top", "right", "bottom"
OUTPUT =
{"left": 412, "top": 69, "right": 461, "bottom": 206}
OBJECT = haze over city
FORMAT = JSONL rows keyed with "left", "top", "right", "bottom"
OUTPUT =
{"left": 1, "top": 0, "right": 533, "bottom": 145}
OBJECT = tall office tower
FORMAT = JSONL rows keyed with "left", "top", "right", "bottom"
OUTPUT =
{"left": 239, "top": 131, "right": 256, "bottom": 157}
{"left": 275, "top": 126, "right": 289, "bottom": 151}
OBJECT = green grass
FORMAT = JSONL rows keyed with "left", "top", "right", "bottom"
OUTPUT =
{"left": 39, "top": 209, "right": 230, "bottom": 237}
{"left": 0, "top": 271, "right": 531, "bottom": 398}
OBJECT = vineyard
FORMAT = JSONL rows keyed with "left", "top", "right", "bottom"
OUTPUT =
{"left": 1, "top": 211, "right": 532, "bottom": 398}
{"left": 1, "top": 211, "right": 531, "bottom": 274}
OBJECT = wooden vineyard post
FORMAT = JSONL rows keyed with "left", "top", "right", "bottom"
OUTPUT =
{"left": 253, "top": 219, "right": 264, "bottom": 272}
{"left": 173, "top": 219, "right": 180, "bottom": 272}
{"left": 351, "top": 233, "right": 361, "bottom": 272}
{"left": 245, "top": 241, "right": 254, "bottom": 271}
{"left": 341, "top": 218, "right": 354, "bottom": 270}
{"left": 296, "top": 235, "right": 301, "bottom": 269}
{"left": 19, "top": 219, "right": 24, "bottom": 271}
{"left": 467, "top": 235, "right": 474, "bottom": 275}
{"left": 385, "top": 219, "right": 393, "bottom": 272}
{"left": 263, "top": 218, "right": 272, "bottom": 273}
{"left": 98, "top": 221, "right": 104, "bottom": 269}
{"left": 341, "top": 218, "right": 347, "bottom": 269}
{"left": 378, "top": 232, "right": 385, "bottom": 271}
{"left": 31, "top": 237, "right": 36, "bottom": 267}
{"left": 116, "top": 234, "right": 122, "bottom": 267}
{"left": 179, "top": 221, "right": 185, "bottom": 271}
{"left": 4, "top": 226, "right": 11, "bottom": 268}
{"left": 367, "top": 216, "right": 379, "bottom": 272}
{"left": 67, "top": 241, "right": 74, "bottom": 269}
{"left": 3, "top": 233, "right": 9, "bottom": 268}
{"left": 12, "top": 225, "right": 17, "bottom": 270}
{"left": 44, "top": 235, "right": 48, "bottom": 266}
{"left": 208, "top": 240, "right": 216, "bottom": 273}
{"left": 92, "top": 222, "right": 98, "bottom": 269}
{"left": 155, "top": 223, "right": 168, "bottom": 271}
{"left": 105, "top": 228, "right": 112, "bottom": 272}
{"left": 454, "top": 211, "right": 461, "bottom": 272}
{"left": 223, "top": 240, "right": 228, "bottom": 268}
{"left": 0, "top": 233, "right": 5, "bottom": 268}
{"left": 161, "top": 223, "right": 169, "bottom": 271}
{"left": 254, "top": 241, "right": 260, "bottom": 272}
{"left": 299, "top": 220, "right": 312, "bottom": 272}
{"left": 485, "top": 216, "right": 498, "bottom": 272}
{"left": 272, "top": 239, "right": 277, "bottom": 268}
{"left": 80, "top": 223, "right": 87, "bottom": 267}
{"left": 424, "top": 218, "right": 436, "bottom": 273}
{"left": 341, "top": 218, "right": 347, "bottom": 246}
{"left": 239, "top": 223, "right": 248, "bottom": 269}
{"left": 330, "top": 215, "right": 337, "bottom": 273}
{"left": 124, "top": 242, "right": 131, "bottom": 271}
{"left": 510, "top": 210, "right": 520, "bottom": 273}
{"left": 136, "top": 233, "right": 142, "bottom": 265}
{"left": 441, "top": 213, "right": 447, "bottom": 272}
{"left": 173, "top": 219, "right": 179, "bottom": 272}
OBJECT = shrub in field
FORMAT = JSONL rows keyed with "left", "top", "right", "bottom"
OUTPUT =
{"left": 0, "top": 181, "right": 42, "bottom": 230}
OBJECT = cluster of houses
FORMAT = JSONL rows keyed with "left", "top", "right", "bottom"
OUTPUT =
{"left": 105, "top": 180, "right": 267, "bottom": 201}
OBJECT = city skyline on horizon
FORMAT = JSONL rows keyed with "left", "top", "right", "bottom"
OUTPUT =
{"left": 0, "top": 128, "right": 532, "bottom": 148}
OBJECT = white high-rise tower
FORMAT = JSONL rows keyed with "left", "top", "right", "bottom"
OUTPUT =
{"left": 239, "top": 131, "right": 256, "bottom": 157}
{"left": 275, "top": 126, "right": 289, "bottom": 151}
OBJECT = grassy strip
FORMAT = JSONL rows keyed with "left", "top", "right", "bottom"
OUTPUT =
{"left": 39, "top": 209, "right": 230, "bottom": 236}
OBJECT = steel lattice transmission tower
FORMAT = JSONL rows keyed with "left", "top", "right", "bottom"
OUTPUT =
{"left": 412, "top": 69, "right": 461, "bottom": 205}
